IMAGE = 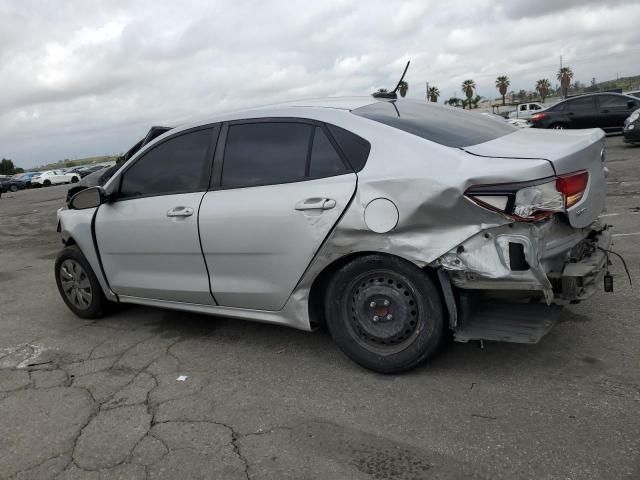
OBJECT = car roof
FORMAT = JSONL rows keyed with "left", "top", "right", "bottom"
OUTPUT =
{"left": 261, "top": 96, "right": 382, "bottom": 111}
{"left": 162, "top": 97, "right": 385, "bottom": 139}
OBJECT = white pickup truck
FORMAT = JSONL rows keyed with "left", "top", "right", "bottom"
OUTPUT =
{"left": 508, "top": 102, "right": 546, "bottom": 119}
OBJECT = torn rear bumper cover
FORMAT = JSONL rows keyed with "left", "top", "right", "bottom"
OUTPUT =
{"left": 436, "top": 218, "right": 611, "bottom": 305}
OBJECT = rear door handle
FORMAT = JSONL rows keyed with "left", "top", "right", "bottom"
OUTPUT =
{"left": 295, "top": 198, "right": 336, "bottom": 211}
{"left": 167, "top": 206, "right": 194, "bottom": 217}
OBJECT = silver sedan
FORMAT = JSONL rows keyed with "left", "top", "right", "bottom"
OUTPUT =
{"left": 56, "top": 98, "right": 611, "bottom": 372}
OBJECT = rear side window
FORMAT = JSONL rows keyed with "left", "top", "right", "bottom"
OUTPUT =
{"left": 119, "top": 128, "right": 213, "bottom": 199}
{"left": 309, "top": 127, "right": 347, "bottom": 177}
{"left": 326, "top": 124, "right": 371, "bottom": 171}
{"left": 221, "top": 122, "right": 352, "bottom": 188}
{"left": 599, "top": 95, "right": 635, "bottom": 109}
{"left": 566, "top": 97, "right": 596, "bottom": 111}
{"left": 352, "top": 100, "right": 517, "bottom": 148}
{"left": 222, "top": 123, "right": 311, "bottom": 188}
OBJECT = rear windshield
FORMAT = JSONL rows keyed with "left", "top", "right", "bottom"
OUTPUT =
{"left": 352, "top": 100, "right": 517, "bottom": 148}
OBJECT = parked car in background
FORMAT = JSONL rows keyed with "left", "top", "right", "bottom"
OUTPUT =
{"left": 623, "top": 108, "right": 640, "bottom": 144}
{"left": 0, "top": 174, "right": 29, "bottom": 192}
{"left": 56, "top": 98, "right": 611, "bottom": 373}
{"left": 32, "top": 169, "right": 80, "bottom": 186}
{"left": 529, "top": 93, "right": 640, "bottom": 131}
{"left": 78, "top": 165, "right": 108, "bottom": 178}
{"left": 17, "top": 172, "right": 42, "bottom": 188}
{"left": 507, "top": 102, "right": 546, "bottom": 119}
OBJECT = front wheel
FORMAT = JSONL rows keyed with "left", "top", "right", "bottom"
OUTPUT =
{"left": 9, "top": 184, "right": 18, "bottom": 192}
{"left": 43, "top": 179, "right": 51, "bottom": 186}
{"left": 55, "top": 245, "right": 107, "bottom": 319}
{"left": 325, "top": 255, "right": 445, "bottom": 373}
{"left": 71, "top": 176, "right": 79, "bottom": 183}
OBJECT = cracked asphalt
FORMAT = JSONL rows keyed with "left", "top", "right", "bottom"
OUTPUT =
{"left": 1, "top": 136, "right": 639, "bottom": 479}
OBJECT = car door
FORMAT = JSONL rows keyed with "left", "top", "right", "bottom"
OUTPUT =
{"left": 199, "top": 120, "right": 358, "bottom": 310}
{"left": 597, "top": 95, "right": 639, "bottom": 131}
{"left": 95, "top": 125, "right": 219, "bottom": 303}
{"left": 564, "top": 96, "right": 598, "bottom": 128}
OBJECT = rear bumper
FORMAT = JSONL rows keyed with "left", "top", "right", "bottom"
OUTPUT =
{"left": 437, "top": 216, "right": 611, "bottom": 304}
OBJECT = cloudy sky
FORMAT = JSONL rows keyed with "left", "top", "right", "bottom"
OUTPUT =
{"left": 1, "top": 0, "right": 639, "bottom": 168}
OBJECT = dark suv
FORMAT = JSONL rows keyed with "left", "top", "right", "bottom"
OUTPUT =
{"left": 529, "top": 93, "right": 640, "bottom": 132}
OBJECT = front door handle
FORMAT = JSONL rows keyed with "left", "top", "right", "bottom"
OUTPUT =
{"left": 167, "top": 206, "right": 194, "bottom": 217}
{"left": 295, "top": 198, "right": 336, "bottom": 211}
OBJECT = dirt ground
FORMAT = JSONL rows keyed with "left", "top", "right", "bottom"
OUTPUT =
{"left": 0, "top": 136, "right": 638, "bottom": 479}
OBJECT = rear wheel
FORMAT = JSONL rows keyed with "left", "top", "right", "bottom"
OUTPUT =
{"left": 71, "top": 176, "right": 79, "bottom": 183}
{"left": 325, "top": 255, "right": 445, "bottom": 373}
{"left": 9, "top": 184, "right": 18, "bottom": 192}
{"left": 550, "top": 123, "right": 567, "bottom": 130}
{"left": 55, "top": 245, "right": 107, "bottom": 319}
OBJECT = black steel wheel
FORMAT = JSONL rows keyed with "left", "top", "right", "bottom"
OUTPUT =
{"left": 325, "top": 254, "right": 445, "bottom": 373}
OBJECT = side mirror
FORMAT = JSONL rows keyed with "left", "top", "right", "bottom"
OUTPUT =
{"left": 69, "top": 186, "right": 107, "bottom": 210}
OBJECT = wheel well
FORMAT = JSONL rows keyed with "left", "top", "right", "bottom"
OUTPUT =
{"left": 307, "top": 251, "right": 448, "bottom": 329}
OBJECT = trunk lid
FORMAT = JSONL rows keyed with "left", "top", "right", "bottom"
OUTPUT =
{"left": 463, "top": 128, "right": 606, "bottom": 228}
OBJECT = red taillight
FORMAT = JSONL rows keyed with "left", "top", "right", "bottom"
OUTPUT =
{"left": 530, "top": 112, "right": 546, "bottom": 121}
{"left": 556, "top": 171, "right": 588, "bottom": 208}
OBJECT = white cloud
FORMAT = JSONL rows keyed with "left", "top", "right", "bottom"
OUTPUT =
{"left": 0, "top": 0, "right": 639, "bottom": 167}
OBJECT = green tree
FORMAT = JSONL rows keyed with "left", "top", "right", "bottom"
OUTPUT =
{"left": 445, "top": 97, "right": 462, "bottom": 107}
{"left": 398, "top": 81, "right": 408, "bottom": 98}
{"left": 495, "top": 76, "right": 510, "bottom": 106}
{"left": 0, "top": 158, "right": 17, "bottom": 175}
{"left": 535, "top": 78, "right": 551, "bottom": 102}
{"left": 461, "top": 79, "right": 476, "bottom": 109}
{"left": 557, "top": 66, "right": 574, "bottom": 98}
{"left": 427, "top": 86, "right": 440, "bottom": 102}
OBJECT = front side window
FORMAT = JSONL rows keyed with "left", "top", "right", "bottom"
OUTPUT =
{"left": 119, "top": 128, "right": 212, "bottom": 199}
{"left": 566, "top": 97, "right": 596, "bottom": 111}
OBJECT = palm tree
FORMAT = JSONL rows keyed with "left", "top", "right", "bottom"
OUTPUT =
{"left": 557, "top": 67, "right": 574, "bottom": 98}
{"left": 471, "top": 95, "right": 482, "bottom": 109}
{"left": 427, "top": 86, "right": 440, "bottom": 102}
{"left": 535, "top": 79, "right": 551, "bottom": 103}
{"left": 398, "top": 81, "right": 408, "bottom": 98}
{"left": 461, "top": 80, "right": 476, "bottom": 109}
{"left": 495, "top": 76, "right": 510, "bottom": 105}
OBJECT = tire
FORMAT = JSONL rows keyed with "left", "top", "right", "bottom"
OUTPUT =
{"left": 9, "top": 184, "right": 18, "bottom": 192}
{"left": 325, "top": 254, "right": 445, "bottom": 373}
{"left": 55, "top": 245, "right": 107, "bottom": 319}
{"left": 71, "top": 176, "right": 79, "bottom": 183}
{"left": 550, "top": 123, "right": 566, "bottom": 130}
{"left": 43, "top": 180, "right": 51, "bottom": 186}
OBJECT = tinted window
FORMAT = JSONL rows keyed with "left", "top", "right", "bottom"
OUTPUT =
{"left": 309, "top": 127, "right": 346, "bottom": 177}
{"left": 326, "top": 124, "right": 371, "bottom": 171}
{"left": 599, "top": 95, "right": 635, "bottom": 109}
{"left": 565, "top": 97, "right": 596, "bottom": 111}
{"left": 352, "top": 100, "right": 517, "bottom": 148}
{"left": 119, "top": 128, "right": 212, "bottom": 198}
{"left": 222, "top": 122, "right": 312, "bottom": 188}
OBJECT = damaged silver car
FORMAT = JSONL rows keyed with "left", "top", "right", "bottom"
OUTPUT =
{"left": 56, "top": 98, "right": 611, "bottom": 373}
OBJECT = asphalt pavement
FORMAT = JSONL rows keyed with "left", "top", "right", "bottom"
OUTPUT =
{"left": 0, "top": 136, "right": 638, "bottom": 479}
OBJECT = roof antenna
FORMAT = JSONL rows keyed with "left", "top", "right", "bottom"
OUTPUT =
{"left": 372, "top": 60, "right": 410, "bottom": 99}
